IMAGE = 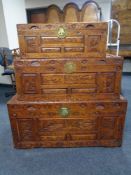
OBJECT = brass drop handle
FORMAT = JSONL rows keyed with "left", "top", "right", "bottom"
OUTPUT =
{"left": 59, "top": 107, "right": 70, "bottom": 117}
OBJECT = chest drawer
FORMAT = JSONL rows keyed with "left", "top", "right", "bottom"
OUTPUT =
{"left": 17, "top": 22, "right": 107, "bottom": 59}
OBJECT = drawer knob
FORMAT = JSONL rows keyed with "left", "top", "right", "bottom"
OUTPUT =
{"left": 59, "top": 107, "right": 70, "bottom": 117}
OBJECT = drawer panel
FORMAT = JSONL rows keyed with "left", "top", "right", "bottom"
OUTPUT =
{"left": 41, "top": 36, "right": 84, "bottom": 44}
{"left": 72, "top": 134, "right": 97, "bottom": 140}
{"left": 64, "top": 47, "right": 84, "bottom": 52}
{"left": 41, "top": 47, "right": 61, "bottom": 53}
{"left": 38, "top": 118, "right": 98, "bottom": 134}
{"left": 72, "top": 88, "right": 96, "bottom": 93}
{"left": 42, "top": 89, "right": 67, "bottom": 94}
{"left": 40, "top": 133, "right": 97, "bottom": 141}
{"left": 40, "top": 73, "right": 96, "bottom": 85}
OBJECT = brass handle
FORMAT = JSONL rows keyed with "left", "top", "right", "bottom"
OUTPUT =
{"left": 64, "top": 61, "right": 76, "bottom": 74}
{"left": 59, "top": 107, "right": 70, "bottom": 117}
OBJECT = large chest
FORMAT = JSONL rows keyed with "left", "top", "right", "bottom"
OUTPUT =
{"left": 8, "top": 96, "right": 127, "bottom": 148}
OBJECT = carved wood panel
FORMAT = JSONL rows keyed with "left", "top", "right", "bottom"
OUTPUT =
{"left": 100, "top": 117, "right": 117, "bottom": 139}
{"left": 38, "top": 118, "right": 98, "bottom": 133}
{"left": 17, "top": 71, "right": 116, "bottom": 98}
{"left": 41, "top": 73, "right": 96, "bottom": 85}
{"left": 97, "top": 72, "right": 115, "bottom": 93}
{"left": 17, "top": 119, "right": 34, "bottom": 141}
{"left": 21, "top": 73, "right": 40, "bottom": 94}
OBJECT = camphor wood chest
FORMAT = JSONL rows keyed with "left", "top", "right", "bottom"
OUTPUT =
{"left": 14, "top": 55, "right": 123, "bottom": 101}
{"left": 7, "top": 22, "right": 128, "bottom": 148}
{"left": 17, "top": 22, "right": 107, "bottom": 59}
{"left": 7, "top": 95, "right": 127, "bottom": 148}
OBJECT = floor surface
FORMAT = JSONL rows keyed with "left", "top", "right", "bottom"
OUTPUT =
{"left": 0, "top": 75, "right": 131, "bottom": 175}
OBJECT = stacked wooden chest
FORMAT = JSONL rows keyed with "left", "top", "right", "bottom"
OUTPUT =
{"left": 7, "top": 22, "right": 127, "bottom": 148}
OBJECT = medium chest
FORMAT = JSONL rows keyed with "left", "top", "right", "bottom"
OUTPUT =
{"left": 14, "top": 56, "right": 123, "bottom": 101}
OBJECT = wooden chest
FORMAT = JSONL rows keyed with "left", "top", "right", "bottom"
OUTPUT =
{"left": 17, "top": 22, "right": 107, "bottom": 59}
{"left": 7, "top": 95, "right": 127, "bottom": 148}
{"left": 14, "top": 55, "right": 123, "bottom": 101}
{"left": 7, "top": 21, "right": 128, "bottom": 148}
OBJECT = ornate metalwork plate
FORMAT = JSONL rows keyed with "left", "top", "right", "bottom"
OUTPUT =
{"left": 64, "top": 61, "right": 76, "bottom": 74}
{"left": 59, "top": 107, "right": 70, "bottom": 117}
{"left": 57, "top": 26, "right": 67, "bottom": 39}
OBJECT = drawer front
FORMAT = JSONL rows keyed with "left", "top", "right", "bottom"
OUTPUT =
{"left": 17, "top": 23, "right": 107, "bottom": 58}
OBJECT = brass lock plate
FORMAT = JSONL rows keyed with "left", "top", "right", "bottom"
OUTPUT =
{"left": 57, "top": 26, "right": 67, "bottom": 39}
{"left": 64, "top": 61, "right": 76, "bottom": 74}
{"left": 59, "top": 107, "right": 70, "bottom": 117}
